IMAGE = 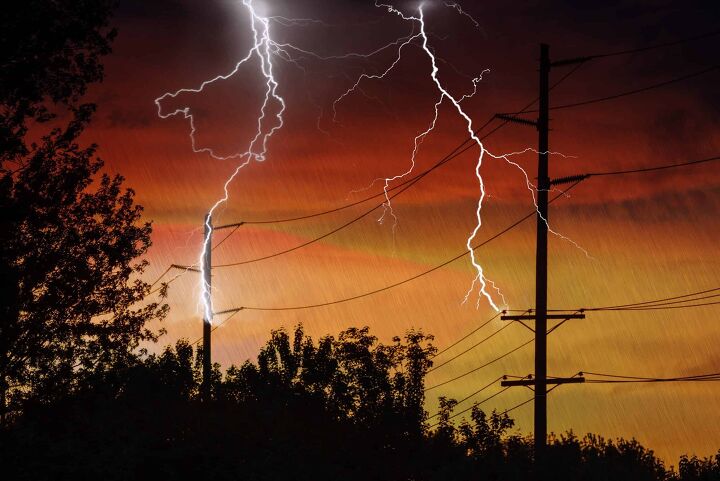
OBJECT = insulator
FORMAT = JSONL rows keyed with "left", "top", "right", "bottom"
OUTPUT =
{"left": 550, "top": 174, "right": 589, "bottom": 186}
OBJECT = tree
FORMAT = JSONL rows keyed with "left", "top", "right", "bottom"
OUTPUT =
{"left": 0, "top": 0, "right": 115, "bottom": 160}
{"left": 677, "top": 451, "right": 720, "bottom": 481}
{"left": 220, "top": 325, "right": 436, "bottom": 431}
{"left": 0, "top": 0, "right": 167, "bottom": 420}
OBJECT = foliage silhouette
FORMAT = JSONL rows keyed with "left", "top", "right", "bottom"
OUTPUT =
{"left": 0, "top": 0, "right": 166, "bottom": 422}
{"left": 1, "top": 325, "right": 718, "bottom": 481}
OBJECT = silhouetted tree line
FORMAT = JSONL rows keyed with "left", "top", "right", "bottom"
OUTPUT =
{"left": 1, "top": 2, "right": 719, "bottom": 480}
{"left": 0, "top": 325, "right": 718, "bottom": 481}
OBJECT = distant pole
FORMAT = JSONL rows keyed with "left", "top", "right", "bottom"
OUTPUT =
{"left": 534, "top": 43, "right": 551, "bottom": 467}
{"left": 202, "top": 213, "right": 212, "bottom": 402}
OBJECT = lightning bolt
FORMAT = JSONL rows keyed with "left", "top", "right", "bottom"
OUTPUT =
{"left": 485, "top": 148, "right": 593, "bottom": 259}
{"left": 155, "top": 0, "right": 284, "bottom": 323}
{"left": 340, "top": 2, "right": 501, "bottom": 311}
{"left": 155, "top": 0, "right": 588, "bottom": 319}
{"left": 335, "top": 2, "right": 589, "bottom": 310}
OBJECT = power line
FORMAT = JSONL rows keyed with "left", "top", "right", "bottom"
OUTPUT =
{"left": 429, "top": 369, "right": 720, "bottom": 429}
{"left": 547, "top": 287, "right": 720, "bottom": 314}
{"left": 584, "top": 29, "right": 720, "bottom": 60}
{"left": 516, "top": 65, "right": 720, "bottom": 113}
{"left": 152, "top": 33, "right": 716, "bottom": 305}
{"left": 148, "top": 265, "right": 173, "bottom": 289}
{"left": 502, "top": 396, "right": 534, "bottom": 415}
{"left": 587, "top": 155, "right": 720, "bottom": 177}
{"left": 189, "top": 309, "right": 243, "bottom": 346}
{"left": 213, "top": 223, "right": 242, "bottom": 250}
{"left": 243, "top": 135, "right": 720, "bottom": 320}
{"left": 211, "top": 112, "right": 533, "bottom": 268}
{"left": 549, "top": 287, "right": 720, "bottom": 311}
{"left": 594, "top": 300, "right": 720, "bottom": 312}
{"left": 428, "top": 386, "right": 513, "bottom": 428}
{"left": 424, "top": 338, "right": 533, "bottom": 392}
{"left": 427, "top": 388, "right": 535, "bottom": 429}
{"left": 237, "top": 116, "right": 496, "bottom": 225}
{"left": 426, "top": 376, "right": 505, "bottom": 420}
{"left": 582, "top": 371, "right": 720, "bottom": 383}
{"left": 213, "top": 155, "right": 448, "bottom": 267}
{"left": 153, "top": 61, "right": 588, "bottom": 291}
{"left": 433, "top": 312, "right": 501, "bottom": 358}
{"left": 428, "top": 320, "right": 516, "bottom": 373}
{"left": 146, "top": 225, "right": 247, "bottom": 294}
{"left": 597, "top": 293, "right": 720, "bottom": 311}
{"left": 582, "top": 371, "right": 720, "bottom": 380}
{"left": 227, "top": 182, "right": 581, "bottom": 313}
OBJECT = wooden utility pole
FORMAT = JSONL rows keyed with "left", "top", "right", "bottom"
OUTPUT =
{"left": 497, "top": 44, "right": 590, "bottom": 473}
{"left": 535, "top": 42, "right": 551, "bottom": 463}
{"left": 202, "top": 213, "right": 212, "bottom": 402}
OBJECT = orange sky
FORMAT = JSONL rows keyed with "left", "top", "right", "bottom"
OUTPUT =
{"left": 84, "top": 0, "right": 720, "bottom": 464}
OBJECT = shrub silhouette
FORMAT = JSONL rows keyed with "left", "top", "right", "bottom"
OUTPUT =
{"left": 2, "top": 325, "right": 718, "bottom": 481}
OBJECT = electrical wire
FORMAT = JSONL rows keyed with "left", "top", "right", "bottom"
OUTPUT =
{"left": 559, "top": 287, "right": 720, "bottom": 311}
{"left": 582, "top": 371, "right": 720, "bottom": 381}
{"left": 213, "top": 157, "right": 447, "bottom": 267}
{"left": 587, "top": 155, "right": 720, "bottom": 177}
{"left": 584, "top": 29, "right": 720, "bottom": 60}
{"left": 582, "top": 371, "right": 720, "bottom": 383}
{"left": 502, "top": 396, "right": 534, "bottom": 415}
{"left": 189, "top": 309, "right": 243, "bottom": 346}
{"left": 590, "top": 300, "right": 720, "bottom": 312}
{"left": 173, "top": 149, "right": 720, "bottom": 317}
{"left": 226, "top": 182, "right": 581, "bottom": 313}
{"left": 146, "top": 227, "right": 247, "bottom": 296}
{"left": 597, "top": 293, "right": 720, "bottom": 310}
{"left": 148, "top": 265, "right": 173, "bottom": 289}
{"left": 211, "top": 111, "right": 528, "bottom": 268}
{"left": 428, "top": 321, "right": 515, "bottom": 373}
{"left": 546, "top": 287, "right": 720, "bottom": 314}
{"left": 428, "top": 394, "right": 534, "bottom": 430}
{"left": 428, "top": 386, "right": 513, "bottom": 428}
{"left": 213, "top": 223, "right": 242, "bottom": 250}
{"left": 239, "top": 117, "right": 495, "bottom": 225}
{"left": 517, "top": 65, "right": 720, "bottom": 113}
{"left": 426, "top": 376, "right": 504, "bottom": 420}
{"left": 424, "top": 338, "right": 533, "bottom": 392}
{"left": 151, "top": 35, "right": 715, "bottom": 300}
{"left": 433, "top": 312, "right": 501, "bottom": 358}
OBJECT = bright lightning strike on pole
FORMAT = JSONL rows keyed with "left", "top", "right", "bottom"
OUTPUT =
{"left": 154, "top": 0, "right": 439, "bottom": 321}
{"left": 155, "top": 0, "right": 285, "bottom": 323}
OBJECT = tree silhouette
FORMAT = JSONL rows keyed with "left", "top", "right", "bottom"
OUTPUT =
{"left": 1, "top": 324, "right": 718, "bottom": 480}
{"left": 0, "top": 0, "right": 115, "bottom": 160}
{"left": 218, "top": 324, "right": 436, "bottom": 434}
{"left": 0, "top": 0, "right": 166, "bottom": 421}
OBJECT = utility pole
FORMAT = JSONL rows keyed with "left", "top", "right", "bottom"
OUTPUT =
{"left": 535, "top": 42, "right": 550, "bottom": 464}
{"left": 497, "top": 44, "right": 588, "bottom": 474}
{"left": 168, "top": 217, "right": 246, "bottom": 401}
{"left": 202, "top": 213, "right": 212, "bottom": 402}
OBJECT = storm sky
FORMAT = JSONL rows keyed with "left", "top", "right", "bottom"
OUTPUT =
{"left": 86, "top": 0, "right": 719, "bottom": 462}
